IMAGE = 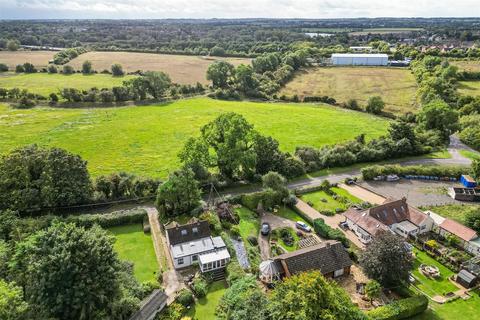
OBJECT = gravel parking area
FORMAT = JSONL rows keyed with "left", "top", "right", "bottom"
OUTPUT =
{"left": 359, "top": 179, "right": 462, "bottom": 207}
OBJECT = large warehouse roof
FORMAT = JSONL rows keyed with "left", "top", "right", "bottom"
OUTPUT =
{"left": 331, "top": 53, "right": 388, "bottom": 58}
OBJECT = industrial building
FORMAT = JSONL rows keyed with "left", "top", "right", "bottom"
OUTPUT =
{"left": 331, "top": 53, "right": 388, "bottom": 66}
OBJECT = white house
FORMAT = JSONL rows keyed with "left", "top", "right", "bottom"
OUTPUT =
{"left": 331, "top": 53, "right": 388, "bottom": 66}
{"left": 344, "top": 198, "right": 434, "bottom": 244}
{"left": 165, "top": 219, "right": 231, "bottom": 272}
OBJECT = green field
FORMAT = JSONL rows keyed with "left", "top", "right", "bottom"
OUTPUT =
{"left": 280, "top": 67, "right": 418, "bottom": 114}
{"left": 460, "top": 150, "right": 480, "bottom": 161}
{"left": 0, "top": 72, "right": 136, "bottom": 96}
{"left": 0, "top": 97, "right": 389, "bottom": 178}
{"left": 109, "top": 224, "right": 158, "bottom": 283}
{"left": 186, "top": 281, "right": 227, "bottom": 319}
{"left": 450, "top": 60, "right": 480, "bottom": 72}
{"left": 458, "top": 81, "right": 480, "bottom": 96}
{"left": 275, "top": 207, "right": 310, "bottom": 226}
{"left": 299, "top": 187, "right": 362, "bottom": 213}
{"left": 349, "top": 28, "right": 424, "bottom": 36}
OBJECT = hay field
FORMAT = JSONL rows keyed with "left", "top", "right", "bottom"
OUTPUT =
{"left": 451, "top": 60, "right": 480, "bottom": 72}
{"left": 0, "top": 97, "right": 389, "bottom": 178}
{"left": 350, "top": 28, "right": 424, "bottom": 36}
{"left": 0, "top": 73, "right": 135, "bottom": 96}
{"left": 67, "top": 51, "right": 251, "bottom": 84}
{"left": 0, "top": 50, "right": 56, "bottom": 69}
{"left": 280, "top": 67, "right": 418, "bottom": 114}
{"left": 458, "top": 81, "right": 480, "bottom": 96}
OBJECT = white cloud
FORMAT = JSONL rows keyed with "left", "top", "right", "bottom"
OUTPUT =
{"left": 1, "top": 0, "right": 480, "bottom": 19}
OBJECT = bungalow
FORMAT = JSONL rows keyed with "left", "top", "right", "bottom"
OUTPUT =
{"left": 344, "top": 198, "right": 434, "bottom": 244}
{"left": 436, "top": 218, "right": 480, "bottom": 255}
{"left": 165, "top": 219, "right": 231, "bottom": 272}
{"left": 259, "top": 241, "right": 352, "bottom": 283}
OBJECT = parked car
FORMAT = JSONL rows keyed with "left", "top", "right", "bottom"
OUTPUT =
{"left": 295, "top": 221, "right": 311, "bottom": 232}
{"left": 386, "top": 174, "right": 400, "bottom": 182}
{"left": 339, "top": 221, "right": 349, "bottom": 230}
{"left": 261, "top": 222, "right": 271, "bottom": 236}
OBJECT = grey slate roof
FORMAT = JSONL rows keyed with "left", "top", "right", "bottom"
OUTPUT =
{"left": 273, "top": 240, "right": 352, "bottom": 276}
{"left": 166, "top": 219, "right": 211, "bottom": 246}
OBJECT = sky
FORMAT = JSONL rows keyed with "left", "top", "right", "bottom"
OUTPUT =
{"left": 1, "top": 0, "right": 480, "bottom": 19}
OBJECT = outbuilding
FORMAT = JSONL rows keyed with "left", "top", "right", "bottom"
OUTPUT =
{"left": 456, "top": 269, "right": 478, "bottom": 289}
{"left": 331, "top": 53, "right": 388, "bottom": 66}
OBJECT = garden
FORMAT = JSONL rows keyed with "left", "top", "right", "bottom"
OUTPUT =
{"left": 299, "top": 186, "right": 362, "bottom": 215}
{"left": 185, "top": 281, "right": 228, "bottom": 320}
{"left": 108, "top": 223, "right": 159, "bottom": 283}
{"left": 270, "top": 227, "right": 300, "bottom": 253}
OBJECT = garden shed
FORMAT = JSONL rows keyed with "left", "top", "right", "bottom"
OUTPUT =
{"left": 456, "top": 269, "right": 478, "bottom": 289}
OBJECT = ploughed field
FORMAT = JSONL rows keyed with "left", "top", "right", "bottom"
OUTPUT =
{"left": 0, "top": 72, "right": 136, "bottom": 96}
{"left": 0, "top": 97, "right": 389, "bottom": 178}
{"left": 0, "top": 50, "right": 56, "bottom": 69}
{"left": 67, "top": 51, "right": 252, "bottom": 84}
{"left": 280, "top": 66, "right": 418, "bottom": 115}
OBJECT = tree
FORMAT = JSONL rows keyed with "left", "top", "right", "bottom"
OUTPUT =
{"left": 216, "top": 275, "right": 268, "bottom": 320}
{"left": 262, "top": 171, "right": 287, "bottom": 193}
{"left": 6, "top": 39, "right": 19, "bottom": 51}
{"left": 10, "top": 222, "right": 121, "bottom": 319}
{"left": 15, "top": 64, "right": 24, "bottom": 73}
{"left": 81, "top": 60, "right": 93, "bottom": 74}
{"left": 417, "top": 100, "right": 459, "bottom": 140}
{"left": 366, "top": 96, "right": 385, "bottom": 114}
{"left": 111, "top": 63, "right": 124, "bottom": 76}
{"left": 268, "top": 271, "right": 367, "bottom": 320}
{"left": 235, "top": 64, "right": 258, "bottom": 94}
{"left": 465, "top": 209, "right": 480, "bottom": 233}
{"left": 22, "top": 63, "right": 36, "bottom": 73}
{"left": 0, "top": 210, "right": 19, "bottom": 241}
{"left": 0, "top": 145, "right": 92, "bottom": 214}
{"left": 206, "top": 61, "right": 235, "bottom": 89}
{"left": 365, "top": 280, "right": 381, "bottom": 304}
{"left": 253, "top": 134, "right": 287, "bottom": 175}
{"left": 143, "top": 71, "right": 171, "bottom": 99}
{"left": 472, "top": 159, "right": 480, "bottom": 180}
{"left": 49, "top": 92, "right": 58, "bottom": 103}
{"left": 359, "top": 231, "right": 413, "bottom": 287}
{"left": 62, "top": 65, "right": 74, "bottom": 74}
{"left": 388, "top": 121, "right": 416, "bottom": 143}
{"left": 47, "top": 64, "right": 57, "bottom": 74}
{"left": 0, "top": 280, "right": 28, "bottom": 320}
{"left": 200, "top": 113, "right": 256, "bottom": 180}
{"left": 210, "top": 46, "right": 226, "bottom": 57}
{"left": 0, "top": 63, "right": 8, "bottom": 72}
{"left": 155, "top": 168, "right": 201, "bottom": 217}
{"left": 178, "top": 137, "right": 211, "bottom": 181}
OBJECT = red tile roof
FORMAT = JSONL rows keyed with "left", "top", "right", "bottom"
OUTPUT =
{"left": 440, "top": 219, "right": 478, "bottom": 242}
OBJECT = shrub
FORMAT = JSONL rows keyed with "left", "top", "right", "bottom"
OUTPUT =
{"left": 62, "top": 65, "right": 75, "bottom": 74}
{"left": 191, "top": 278, "right": 208, "bottom": 298}
{"left": 111, "top": 63, "right": 125, "bottom": 76}
{"left": 343, "top": 99, "right": 361, "bottom": 110}
{"left": 23, "top": 62, "right": 37, "bottom": 73}
{"left": 247, "top": 235, "right": 258, "bottom": 246}
{"left": 66, "top": 209, "right": 147, "bottom": 228}
{"left": 230, "top": 225, "right": 240, "bottom": 238}
{"left": 367, "top": 295, "right": 428, "bottom": 320}
{"left": 176, "top": 289, "right": 194, "bottom": 307}
{"left": 15, "top": 64, "right": 24, "bottom": 73}
{"left": 0, "top": 63, "right": 8, "bottom": 72}
{"left": 361, "top": 164, "right": 465, "bottom": 181}
{"left": 313, "top": 218, "right": 348, "bottom": 246}
{"left": 226, "top": 260, "right": 246, "bottom": 285}
{"left": 16, "top": 96, "right": 36, "bottom": 109}
{"left": 366, "top": 96, "right": 385, "bottom": 114}
{"left": 47, "top": 64, "right": 58, "bottom": 74}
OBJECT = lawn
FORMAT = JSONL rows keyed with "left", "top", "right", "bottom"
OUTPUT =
{"left": 458, "top": 81, "right": 480, "bottom": 96}
{"left": 411, "top": 249, "right": 458, "bottom": 298}
{"left": 0, "top": 50, "right": 56, "bottom": 69}
{"left": 186, "top": 281, "right": 227, "bottom": 319}
{"left": 424, "top": 204, "right": 480, "bottom": 225}
{"left": 460, "top": 150, "right": 480, "bottom": 161}
{"left": 108, "top": 224, "right": 159, "bottom": 283}
{"left": 275, "top": 207, "right": 310, "bottom": 226}
{"left": 235, "top": 206, "right": 261, "bottom": 267}
{"left": 280, "top": 66, "right": 418, "bottom": 114}
{"left": 67, "top": 51, "right": 251, "bottom": 85}
{"left": 0, "top": 97, "right": 389, "bottom": 178}
{"left": 272, "top": 227, "right": 300, "bottom": 252}
{"left": 411, "top": 290, "right": 480, "bottom": 320}
{"left": 299, "top": 187, "right": 362, "bottom": 213}
{"left": 0, "top": 72, "right": 135, "bottom": 96}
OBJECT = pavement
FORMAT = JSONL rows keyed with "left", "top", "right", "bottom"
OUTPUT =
{"left": 258, "top": 211, "right": 301, "bottom": 260}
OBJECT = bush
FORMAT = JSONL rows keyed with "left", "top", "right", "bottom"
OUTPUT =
{"left": 313, "top": 218, "right": 348, "bottom": 246}
{"left": 176, "top": 289, "right": 194, "bottom": 307}
{"left": 16, "top": 96, "right": 36, "bottom": 109}
{"left": 247, "top": 235, "right": 258, "bottom": 246}
{"left": 191, "top": 278, "right": 208, "bottom": 298}
{"left": 0, "top": 63, "right": 8, "bottom": 72}
{"left": 111, "top": 63, "right": 125, "bottom": 76}
{"left": 367, "top": 295, "right": 428, "bottom": 320}
{"left": 15, "top": 64, "right": 24, "bottom": 73}
{"left": 343, "top": 99, "right": 361, "bottom": 110}
{"left": 230, "top": 225, "right": 240, "bottom": 238}
{"left": 62, "top": 65, "right": 75, "bottom": 74}
{"left": 66, "top": 209, "right": 147, "bottom": 228}
{"left": 366, "top": 96, "right": 385, "bottom": 114}
{"left": 226, "top": 260, "right": 246, "bottom": 285}
{"left": 361, "top": 164, "right": 465, "bottom": 181}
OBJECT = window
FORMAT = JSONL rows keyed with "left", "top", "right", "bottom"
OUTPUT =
{"left": 192, "top": 227, "right": 198, "bottom": 234}
{"left": 181, "top": 230, "right": 187, "bottom": 236}
{"left": 421, "top": 225, "right": 426, "bottom": 230}
{"left": 192, "top": 255, "right": 198, "bottom": 261}
{"left": 177, "top": 258, "right": 184, "bottom": 265}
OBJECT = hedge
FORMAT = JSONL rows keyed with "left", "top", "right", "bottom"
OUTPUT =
{"left": 313, "top": 218, "right": 348, "bottom": 246}
{"left": 240, "top": 189, "right": 284, "bottom": 211}
{"left": 361, "top": 165, "right": 467, "bottom": 181}
{"left": 66, "top": 208, "right": 147, "bottom": 228}
{"left": 367, "top": 295, "right": 429, "bottom": 320}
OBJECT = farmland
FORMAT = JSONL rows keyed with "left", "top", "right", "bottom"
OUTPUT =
{"left": 0, "top": 50, "right": 56, "bottom": 69}
{"left": 450, "top": 60, "right": 480, "bottom": 72}
{"left": 280, "top": 67, "right": 418, "bottom": 114}
{"left": 67, "top": 51, "right": 252, "bottom": 84}
{"left": 349, "top": 28, "right": 424, "bottom": 36}
{"left": 0, "top": 72, "right": 135, "bottom": 96}
{"left": 458, "top": 81, "right": 480, "bottom": 96}
{"left": 0, "top": 97, "right": 389, "bottom": 178}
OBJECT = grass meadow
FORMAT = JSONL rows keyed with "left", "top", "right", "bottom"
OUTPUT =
{"left": 458, "top": 81, "right": 480, "bottom": 97}
{"left": 450, "top": 60, "right": 480, "bottom": 72}
{"left": 299, "top": 187, "right": 362, "bottom": 213}
{"left": 280, "top": 66, "right": 418, "bottom": 114}
{"left": 0, "top": 72, "right": 136, "bottom": 96}
{"left": 67, "top": 51, "right": 251, "bottom": 84}
{"left": 108, "top": 224, "right": 158, "bottom": 283}
{"left": 0, "top": 97, "right": 389, "bottom": 178}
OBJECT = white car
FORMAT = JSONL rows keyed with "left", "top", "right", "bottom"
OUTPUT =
{"left": 295, "top": 221, "right": 311, "bottom": 232}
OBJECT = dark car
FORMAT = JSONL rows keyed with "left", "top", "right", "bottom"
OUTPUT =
{"left": 339, "top": 221, "right": 349, "bottom": 230}
{"left": 261, "top": 223, "right": 271, "bottom": 236}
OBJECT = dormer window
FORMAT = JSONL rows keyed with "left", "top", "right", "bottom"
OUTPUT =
{"left": 192, "top": 227, "right": 198, "bottom": 234}
{"left": 181, "top": 230, "right": 187, "bottom": 236}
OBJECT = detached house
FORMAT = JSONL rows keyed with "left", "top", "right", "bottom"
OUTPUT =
{"left": 259, "top": 241, "right": 353, "bottom": 284}
{"left": 344, "top": 198, "right": 434, "bottom": 244}
{"left": 165, "top": 219, "right": 230, "bottom": 272}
